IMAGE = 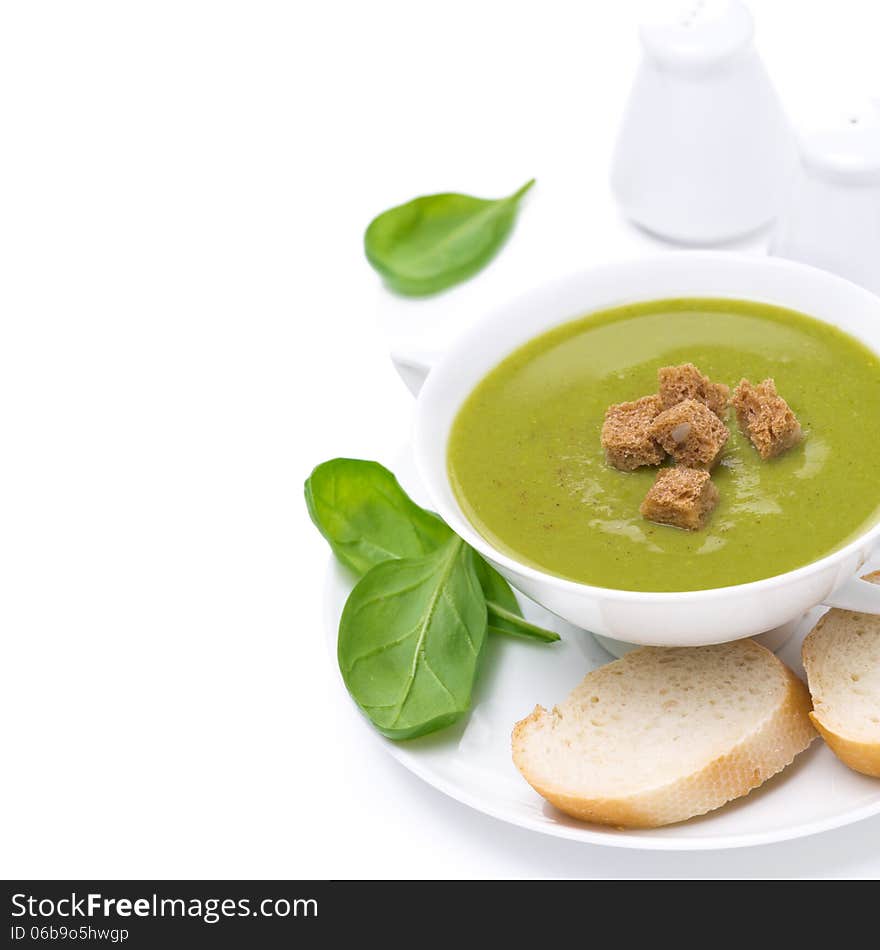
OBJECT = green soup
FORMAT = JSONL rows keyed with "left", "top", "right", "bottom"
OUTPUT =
{"left": 447, "top": 299, "right": 880, "bottom": 592}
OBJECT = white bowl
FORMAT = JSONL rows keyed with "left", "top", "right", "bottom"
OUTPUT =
{"left": 405, "top": 253, "right": 880, "bottom": 646}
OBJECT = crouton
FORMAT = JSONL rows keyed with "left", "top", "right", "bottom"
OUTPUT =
{"left": 649, "top": 398, "right": 729, "bottom": 469}
{"left": 731, "top": 378, "right": 803, "bottom": 460}
{"left": 658, "top": 363, "right": 730, "bottom": 418}
{"left": 601, "top": 395, "right": 665, "bottom": 471}
{"left": 640, "top": 467, "right": 719, "bottom": 531}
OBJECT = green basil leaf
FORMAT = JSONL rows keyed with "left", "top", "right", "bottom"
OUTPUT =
{"left": 306, "top": 457, "right": 561, "bottom": 646}
{"left": 472, "top": 556, "right": 519, "bottom": 614}
{"left": 487, "top": 603, "right": 560, "bottom": 644}
{"left": 305, "top": 458, "right": 450, "bottom": 575}
{"left": 305, "top": 458, "right": 521, "bottom": 610}
{"left": 338, "top": 537, "right": 487, "bottom": 739}
{"left": 473, "top": 558, "right": 557, "bottom": 641}
{"left": 364, "top": 179, "right": 535, "bottom": 296}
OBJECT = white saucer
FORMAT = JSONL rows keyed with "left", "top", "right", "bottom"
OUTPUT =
{"left": 322, "top": 443, "right": 880, "bottom": 851}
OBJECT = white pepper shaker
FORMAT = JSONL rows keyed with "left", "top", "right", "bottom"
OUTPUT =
{"left": 770, "top": 104, "right": 880, "bottom": 295}
{"left": 611, "top": 0, "right": 796, "bottom": 244}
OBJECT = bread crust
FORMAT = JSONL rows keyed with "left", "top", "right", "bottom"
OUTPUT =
{"left": 512, "top": 644, "right": 816, "bottom": 828}
{"left": 731, "top": 378, "right": 802, "bottom": 460}
{"left": 807, "top": 713, "right": 880, "bottom": 778}
{"left": 600, "top": 395, "right": 664, "bottom": 471}
{"left": 649, "top": 399, "right": 729, "bottom": 469}
{"left": 658, "top": 363, "right": 729, "bottom": 419}
{"left": 639, "top": 466, "right": 719, "bottom": 531}
{"left": 802, "top": 571, "right": 880, "bottom": 778}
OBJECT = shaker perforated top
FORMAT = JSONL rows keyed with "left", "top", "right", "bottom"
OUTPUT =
{"left": 799, "top": 105, "right": 880, "bottom": 186}
{"left": 638, "top": 0, "right": 754, "bottom": 71}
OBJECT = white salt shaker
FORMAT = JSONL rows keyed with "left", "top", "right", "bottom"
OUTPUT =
{"left": 611, "top": 0, "right": 796, "bottom": 244}
{"left": 770, "top": 104, "right": 880, "bottom": 295}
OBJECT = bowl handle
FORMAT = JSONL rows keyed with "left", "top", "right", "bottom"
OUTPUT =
{"left": 823, "top": 573, "right": 880, "bottom": 613}
{"left": 390, "top": 348, "right": 442, "bottom": 397}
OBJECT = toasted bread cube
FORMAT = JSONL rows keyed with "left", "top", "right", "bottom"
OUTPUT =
{"left": 731, "top": 378, "right": 803, "bottom": 460}
{"left": 649, "top": 398, "right": 729, "bottom": 469}
{"left": 601, "top": 395, "right": 665, "bottom": 471}
{"left": 658, "top": 363, "right": 730, "bottom": 418}
{"left": 640, "top": 467, "right": 719, "bottom": 531}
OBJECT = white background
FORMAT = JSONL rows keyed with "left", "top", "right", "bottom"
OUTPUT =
{"left": 2, "top": 0, "right": 879, "bottom": 879}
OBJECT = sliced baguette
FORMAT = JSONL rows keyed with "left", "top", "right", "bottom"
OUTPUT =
{"left": 512, "top": 640, "right": 816, "bottom": 828}
{"left": 802, "top": 571, "right": 880, "bottom": 778}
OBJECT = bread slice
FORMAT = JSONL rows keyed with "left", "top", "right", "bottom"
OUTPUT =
{"left": 512, "top": 640, "right": 816, "bottom": 828}
{"left": 802, "top": 571, "right": 880, "bottom": 778}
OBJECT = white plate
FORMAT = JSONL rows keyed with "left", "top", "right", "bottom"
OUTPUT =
{"left": 323, "top": 442, "right": 880, "bottom": 851}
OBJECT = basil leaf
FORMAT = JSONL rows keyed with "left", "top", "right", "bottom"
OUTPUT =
{"left": 363, "top": 179, "right": 535, "bottom": 296}
{"left": 472, "top": 556, "right": 518, "bottom": 613}
{"left": 338, "top": 537, "right": 487, "bottom": 739}
{"left": 487, "top": 605, "right": 560, "bottom": 644}
{"left": 474, "top": 558, "right": 559, "bottom": 643}
{"left": 306, "top": 457, "right": 560, "bottom": 644}
{"left": 304, "top": 458, "right": 450, "bottom": 575}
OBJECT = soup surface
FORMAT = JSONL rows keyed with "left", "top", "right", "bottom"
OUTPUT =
{"left": 447, "top": 298, "right": 880, "bottom": 592}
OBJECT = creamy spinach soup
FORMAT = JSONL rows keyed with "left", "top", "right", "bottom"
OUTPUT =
{"left": 447, "top": 299, "right": 880, "bottom": 592}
